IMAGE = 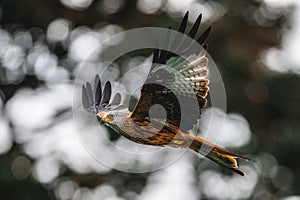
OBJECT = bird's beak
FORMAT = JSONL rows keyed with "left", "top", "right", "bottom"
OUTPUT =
{"left": 96, "top": 111, "right": 110, "bottom": 123}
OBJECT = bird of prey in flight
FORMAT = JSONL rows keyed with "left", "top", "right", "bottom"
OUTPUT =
{"left": 82, "top": 12, "right": 252, "bottom": 176}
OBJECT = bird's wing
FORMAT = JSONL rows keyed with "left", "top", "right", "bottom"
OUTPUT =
{"left": 82, "top": 75, "right": 122, "bottom": 124}
{"left": 130, "top": 12, "right": 211, "bottom": 132}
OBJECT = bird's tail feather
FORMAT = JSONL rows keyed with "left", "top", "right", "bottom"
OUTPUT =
{"left": 188, "top": 135, "right": 253, "bottom": 176}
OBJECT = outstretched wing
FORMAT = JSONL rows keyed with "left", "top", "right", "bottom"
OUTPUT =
{"left": 82, "top": 75, "right": 121, "bottom": 123}
{"left": 130, "top": 12, "right": 211, "bottom": 132}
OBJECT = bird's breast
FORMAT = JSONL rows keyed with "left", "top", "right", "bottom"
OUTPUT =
{"left": 117, "top": 117, "right": 190, "bottom": 147}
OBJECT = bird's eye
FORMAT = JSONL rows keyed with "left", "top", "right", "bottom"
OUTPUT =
{"left": 106, "top": 114, "right": 114, "bottom": 121}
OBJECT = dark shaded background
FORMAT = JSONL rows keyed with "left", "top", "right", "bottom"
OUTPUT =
{"left": 0, "top": 0, "right": 299, "bottom": 199}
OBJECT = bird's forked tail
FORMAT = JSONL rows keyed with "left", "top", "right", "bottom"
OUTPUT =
{"left": 188, "top": 134, "right": 253, "bottom": 176}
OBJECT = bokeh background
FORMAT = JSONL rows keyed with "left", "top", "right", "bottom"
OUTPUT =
{"left": 0, "top": 0, "right": 300, "bottom": 199}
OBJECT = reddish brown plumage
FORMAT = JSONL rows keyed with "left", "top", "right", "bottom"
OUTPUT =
{"left": 113, "top": 117, "right": 250, "bottom": 176}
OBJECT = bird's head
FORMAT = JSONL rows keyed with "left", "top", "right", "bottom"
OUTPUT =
{"left": 97, "top": 111, "right": 115, "bottom": 124}
{"left": 96, "top": 106, "right": 129, "bottom": 125}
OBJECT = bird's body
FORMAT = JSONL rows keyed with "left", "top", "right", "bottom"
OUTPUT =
{"left": 82, "top": 12, "right": 253, "bottom": 176}
{"left": 97, "top": 107, "right": 249, "bottom": 176}
{"left": 102, "top": 109, "right": 189, "bottom": 147}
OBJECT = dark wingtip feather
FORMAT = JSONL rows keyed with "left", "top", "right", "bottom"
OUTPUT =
{"left": 153, "top": 48, "right": 159, "bottom": 62}
{"left": 188, "top": 13, "right": 202, "bottom": 38}
{"left": 178, "top": 11, "right": 189, "bottom": 33}
{"left": 197, "top": 26, "right": 212, "bottom": 44}
{"left": 111, "top": 93, "right": 121, "bottom": 106}
{"left": 94, "top": 77, "right": 102, "bottom": 105}
{"left": 82, "top": 85, "right": 89, "bottom": 109}
{"left": 85, "top": 82, "right": 93, "bottom": 105}
{"left": 159, "top": 27, "right": 172, "bottom": 61}
{"left": 94, "top": 75, "right": 100, "bottom": 91}
{"left": 101, "top": 81, "right": 112, "bottom": 106}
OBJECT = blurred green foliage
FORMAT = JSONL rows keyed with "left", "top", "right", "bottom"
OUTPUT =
{"left": 0, "top": 0, "right": 299, "bottom": 199}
